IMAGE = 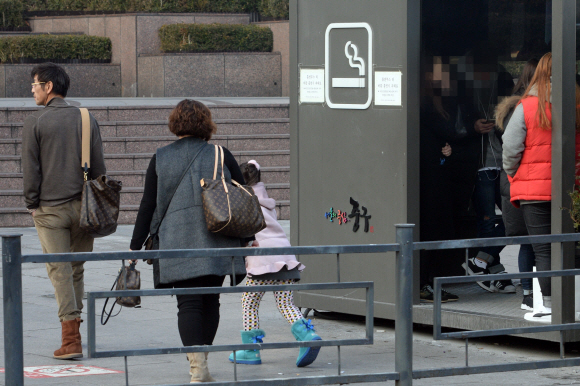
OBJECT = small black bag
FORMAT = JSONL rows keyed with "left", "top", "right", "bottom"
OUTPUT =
{"left": 101, "top": 261, "right": 141, "bottom": 325}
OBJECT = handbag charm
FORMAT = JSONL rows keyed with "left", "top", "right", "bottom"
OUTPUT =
{"left": 200, "top": 145, "right": 266, "bottom": 238}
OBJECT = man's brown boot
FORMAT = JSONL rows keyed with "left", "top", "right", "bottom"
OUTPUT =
{"left": 54, "top": 318, "right": 83, "bottom": 359}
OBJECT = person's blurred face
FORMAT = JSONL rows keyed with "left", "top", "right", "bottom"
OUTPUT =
{"left": 429, "top": 57, "right": 456, "bottom": 96}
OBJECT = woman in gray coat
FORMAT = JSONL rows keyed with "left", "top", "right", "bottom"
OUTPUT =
{"left": 130, "top": 99, "right": 252, "bottom": 383}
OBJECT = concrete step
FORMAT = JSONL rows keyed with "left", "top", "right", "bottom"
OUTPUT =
{"left": 0, "top": 166, "right": 289, "bottom": 190}
{"left": 0, "top": 118, "right": 290, "bottom": 139}
{"left": 0, "top": 134, "right": 290, "bottom": 156}
{"left": 0, "top": 183, "right": 289, "bottom": 208}
{"left": 0, "top": 199, "right": 289, "bottom": 227}
{"left": 0, "top": 103, "right": 289, "bottom": 124}
{"left": 0, "top": 150, "right": 290, "bottom": 173}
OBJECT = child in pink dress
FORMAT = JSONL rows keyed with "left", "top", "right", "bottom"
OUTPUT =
{"left": 228, "top": 160, "right": 322, "bottom": 367}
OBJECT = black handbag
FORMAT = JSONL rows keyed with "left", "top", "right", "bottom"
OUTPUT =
{"left": 101, "top": 260, "right": 141, "bottom": 325}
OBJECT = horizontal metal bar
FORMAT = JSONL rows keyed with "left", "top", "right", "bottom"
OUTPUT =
{"left": 413, "top": 357, "right": 580, "bottom": 379}
{"left": 22, "top": 243, "right": 399, "bottom": 263}
{"left": 87, "top": 281, "right": 372, "bottom": 299}
{"left": 414, "top": 233, "right": 580, "bottom": 251}
{"left": 90, "top": 339, "right": 370, "bottom": 358}
{"left": 154, "top": 372, "right": 399, "bottom": 386}
{"left": 441, "top": 322, "right": 580, "bottom": 340}
{"left": 434, "top": 268, "right": 580, "bottom": 285}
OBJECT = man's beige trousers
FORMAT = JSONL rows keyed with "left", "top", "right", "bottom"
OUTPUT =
{"left": 33, "top": 200, "right": 93, "bottom": 322}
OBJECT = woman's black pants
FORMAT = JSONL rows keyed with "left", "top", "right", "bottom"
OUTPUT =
{"left": 521, "top": 202, "right": 552, "bottom": 296}
{"left": 173, "top": 275, "right": 226, "bottom": 346}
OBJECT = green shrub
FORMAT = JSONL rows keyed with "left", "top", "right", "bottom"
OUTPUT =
{"left": 23, "top": 0, "right": 260, "bottom": 13}
{"left": 258, "top": 0, "right": 288, "bottom": 19}
{"left": 0, "top": 0, "right": 25, "bottom": 28}
{"left": 0, "top": 35, "right": 112, "bottom": 63}
{"left": 159, "top": 23, "right": 272, "bottom": 53}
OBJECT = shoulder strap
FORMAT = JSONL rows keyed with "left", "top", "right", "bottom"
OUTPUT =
{"left": 151, "top": 143, "right": 207, "bottom": 234}
{"left": 80, "top": 108, "right": 90, "bottom": 181}
{"left": 212, "top": 145, "right": 219, "bottom": 179}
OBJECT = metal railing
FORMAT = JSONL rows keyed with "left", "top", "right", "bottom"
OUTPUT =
{"left": 3, "top": 225, "right": 580, "bottom": 385}
{"left": 418, "top": 233, "right": 580, "bottom": 381}
{"left": 1, "top": 224, "right": 412, "bottom": 386}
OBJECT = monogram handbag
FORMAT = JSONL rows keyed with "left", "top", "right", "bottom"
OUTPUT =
{"left": 101, "top": 261, "right": 141, "bottom": 325}
{"left": 78, "top": 108, "right": 122, "bottom": 237}
{"left": 200, "top": 145, "right": 266, "bottom": 238}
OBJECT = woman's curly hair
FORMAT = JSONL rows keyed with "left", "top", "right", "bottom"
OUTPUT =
{"left": 168, "top": 99, "right": 217, "bottom": 140}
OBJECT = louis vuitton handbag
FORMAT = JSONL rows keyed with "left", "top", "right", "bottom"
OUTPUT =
{"left": 200, "top": 145, "right": 266, "bottom": 238}
{"left": 101, "top": 260, "right": 141, "bottom": 325}
{"left": 78, "top": 108, "right": 122, "bottom": 238}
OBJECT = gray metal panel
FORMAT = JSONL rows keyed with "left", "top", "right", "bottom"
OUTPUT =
{"left": 551, "top": 0, "right": 577, "bottom": 326}
{"left": 291, "top": 0, "right": 419, "bottom": 312}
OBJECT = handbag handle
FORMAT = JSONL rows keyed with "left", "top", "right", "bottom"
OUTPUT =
{"left": 212, "top": 145, "right": 228, "bottom": 193}
{"left": 80, "top": 108, "right": 90, "bottom": 181}
{"left": 101, "top": 259, "right": 125, "bottom": 325}
{"left": 149, "top": 144, "right": 207, "bottom": 239}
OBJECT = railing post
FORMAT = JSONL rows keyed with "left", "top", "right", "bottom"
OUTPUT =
{"left": 2, "top": 235, "right": 24, "bottom": 386}
{"left": 395, "top": 224, "right": 414, "bottom": 386}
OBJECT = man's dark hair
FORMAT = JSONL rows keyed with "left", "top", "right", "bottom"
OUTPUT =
{"left": 31, "top": 63, "right": 70, "bottom": 97}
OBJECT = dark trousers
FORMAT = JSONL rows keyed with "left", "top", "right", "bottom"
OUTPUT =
{"left": 521, "top": 202, "right": 551, "bottom": 296}
{"left": 420, "top": 164, "right": 455, "bottom": 286}
{"left": 518, "top": 244, "right": 535, "bottom": 291}
{"left": 473, "top": 170, "right": 506, "bottom": 264}
{"left": 173, "top": 275, "right": 225, "bottom": 346}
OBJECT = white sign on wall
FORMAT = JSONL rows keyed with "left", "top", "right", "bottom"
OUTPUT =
{"left": 299, "top": 68, "right": 325, "bottom": 103}
{"left": 374, "top": 71, "right": 402, "bottom": 106}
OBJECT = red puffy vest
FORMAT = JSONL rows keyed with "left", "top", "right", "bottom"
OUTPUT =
{"left": 509, "top": 96, "right": 580, "bottom": 207}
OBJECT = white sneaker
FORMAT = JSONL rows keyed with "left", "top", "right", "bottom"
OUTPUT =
{"left": 524, "top": 306, "right": 551, "bottom": 324}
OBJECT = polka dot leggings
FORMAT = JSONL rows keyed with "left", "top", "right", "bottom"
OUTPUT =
{"left": 242, "top": 278, "right": 304, "bottom": 331}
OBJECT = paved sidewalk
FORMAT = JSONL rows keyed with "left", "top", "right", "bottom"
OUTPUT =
{"left": 0, "top": 225, "right": 579, "bottom": 385}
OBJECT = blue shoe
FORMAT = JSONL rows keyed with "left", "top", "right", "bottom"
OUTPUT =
{"left": 228, "top": 329, "right": 265, "bottom": 365}
{"left": 291, "top": 319, "right": 322, "bottom": 367}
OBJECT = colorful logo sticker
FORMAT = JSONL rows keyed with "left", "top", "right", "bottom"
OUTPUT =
{"left": 324, "top": 197, "right": 372, "bottom": 232}
{"left": 325, "top": 208, "right": 349, "bottom": 225}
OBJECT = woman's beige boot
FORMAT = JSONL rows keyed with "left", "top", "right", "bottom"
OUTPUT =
{"left": 187, "top": 352, "right": 216, "bottom": 383}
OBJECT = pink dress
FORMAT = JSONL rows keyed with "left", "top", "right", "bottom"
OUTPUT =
{"left": 245, "top": 182, "right": 305, "bottom": 277}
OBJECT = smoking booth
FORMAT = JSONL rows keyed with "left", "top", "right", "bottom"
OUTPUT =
{"left": 290, "top": 0, "right": 580, "bottom": 342}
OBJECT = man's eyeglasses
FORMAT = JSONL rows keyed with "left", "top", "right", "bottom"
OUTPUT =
{"left": 31, "top": 82, "right": 46, "bottom": 87}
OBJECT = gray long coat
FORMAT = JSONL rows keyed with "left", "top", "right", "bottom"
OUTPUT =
{"left": 150, "top": 137, "right": 246, "bottom": 288}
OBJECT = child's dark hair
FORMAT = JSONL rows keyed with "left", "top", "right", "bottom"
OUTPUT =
{"left": 239, "top": 161, "right": 261, "bottom": 186}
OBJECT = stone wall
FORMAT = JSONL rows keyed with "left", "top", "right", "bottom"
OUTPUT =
{"left": 0, "top": 64, "right": 121, "bottom": 98}
{"left": 28, "top": 14, "right": 250, "bottom": 97}
{"left": 253, "top": 21, "right": 289, "bottom": 96}
{"left": 138, "top": 53, "right": 281, "bottom": 97}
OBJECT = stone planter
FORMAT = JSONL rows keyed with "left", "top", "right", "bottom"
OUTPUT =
{"left": 0, "top": 64, "right": 121, "bottom": 97}
{"left": 138, "top": 52, "right": 282, "bottom": 97}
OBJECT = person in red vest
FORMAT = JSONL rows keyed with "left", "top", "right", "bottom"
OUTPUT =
{"left": 503, "top": 52, "right": 580, "bottom": 321}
